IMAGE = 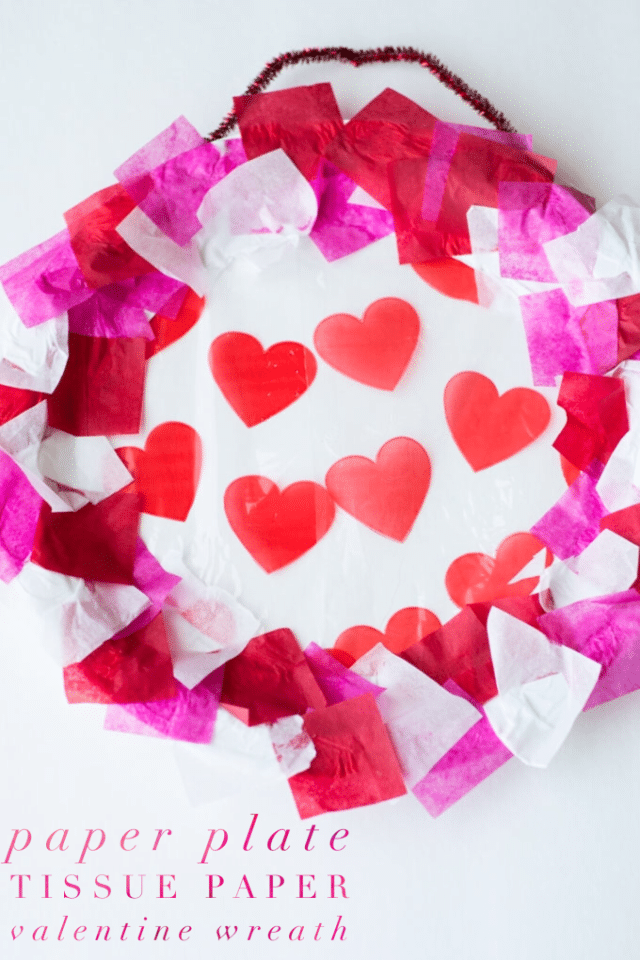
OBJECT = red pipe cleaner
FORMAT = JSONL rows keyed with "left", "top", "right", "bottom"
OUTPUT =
{"left": 206, "top": 45, "right": 516, "bottom": 141}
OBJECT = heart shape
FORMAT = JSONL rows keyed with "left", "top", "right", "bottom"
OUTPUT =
{"left": 445, "top": 532, "right": 547, "bottom": 607}
{"left": 209, "top": 332, "right": 317, "bottom": 426}
{"left": 116, "top": 421, "right": 202, "bottom": 521}
{"left": 444, "top": 371, "right": 551, "bottom": 470}
{"left": 412, "top": 259, "right": 479, "bottom": 304}
{"left": 313, "top": 297, "right": 420, "bottom": 390}
{"left": 224, "top": 476, "right": 335, "bottom": 572}
{"left": 146, "top": 288, "right": 205, "bottom": 359}
{"left": 334, "top": 607, "right": 442, "bottom": 663}
{"left": 326, "top": 437, "right": 431, "bottom": 541}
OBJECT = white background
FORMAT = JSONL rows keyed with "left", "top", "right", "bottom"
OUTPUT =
{"left": 1, "top": 1, "right": 640, "bottom": 958}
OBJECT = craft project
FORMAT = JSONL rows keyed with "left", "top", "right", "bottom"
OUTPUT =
{"left": 2, "top": 46, "right": 639, "bottom": 820}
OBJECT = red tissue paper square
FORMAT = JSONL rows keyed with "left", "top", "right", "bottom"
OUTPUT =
{"left": 600, "top": 504, "right": 640, "bottom": 546}
{"left": 47, "top": 333, "right": 146, "bottom": 436}
{"left": 235, "top": 83, "right": 343, "bottom": 180}
{"left": 30, "top": 489, "right": 140, "bottom": 584}
{"left": 553, "top": 371, "right": 629, "bottom": 471}
{"left": 401, "top": 595, "right": 545, "bottom": 705}
{"left": 0, "top": 384, "right": 45, "bottom": 426}
{"left": 220, "top": 627, "right": 326, "bottom": 725}
{"left": 402, "top": 604, "right": 498, "bottom": 704}
{"left": 63, "top": 612, "right": 176, "bottom": 704}
{"left": 287, "top": 693, "right": 407, "bottom": 818}
{"left": 616, "top": 293, "right": 640, "bottom": 363}
{"left": 323, "top": 88, "right": 437, "bottom": 209}
{"left": 64, "top": 184, "right": 156, "bottom": 288}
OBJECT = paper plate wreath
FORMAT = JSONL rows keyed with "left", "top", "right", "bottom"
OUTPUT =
{"left": 2, "top": 47, "right": 640, "bottom": 818}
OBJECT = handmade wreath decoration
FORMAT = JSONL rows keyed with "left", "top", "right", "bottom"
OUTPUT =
{"left": 1, "top": 48, "right": 639, "bottom": 818}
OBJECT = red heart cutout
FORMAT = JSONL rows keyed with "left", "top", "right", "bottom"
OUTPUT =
{"left": 334, "top": 607, "right": 442, "bottom": 661}
{"left": 224, "top": 476, "right": 335, "bottom": 572}
{"left": 117, "top": 421, "right": 202, "bottom": 522}
{"left": 412, "top": 259, "right": 479, "bottom": 304}
{"left": 444, "top": 371, "right": 551, "bottom": 470}
{"left": 146, "top": 288, "right": 205, "bottom": 359}
{"left": 209, "top": 332, "right": 317, "bottom": 426}
{"left": 325, "top": 437, "right": 431, "bottom": 541}
{"left": 445, "top": 532, "right": 546, "bottom": 607}
{"left": 313, "top": 297, "right": 420, "bottom": 390}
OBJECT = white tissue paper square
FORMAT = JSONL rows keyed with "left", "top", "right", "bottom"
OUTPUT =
{"left": 483, "top": 607, "right": 601, "bottom": 766}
